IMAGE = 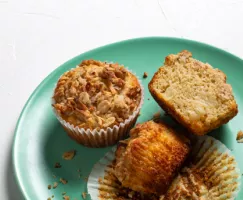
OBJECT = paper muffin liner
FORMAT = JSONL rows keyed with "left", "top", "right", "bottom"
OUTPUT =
{"left": 52, "top": 64, "right": 144, "bottom": 148}
{"left": 87, "top": 136, "right": 241, "bottom": 200}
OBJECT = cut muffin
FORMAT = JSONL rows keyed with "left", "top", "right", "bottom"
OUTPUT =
{"left": 149, "top": 50, "right": 238, "bottom": 135}
{"left": 52, "top": 60, "right": 143, "bottom": 147}
{"left": 114, "top": 121, "right": 190, "bottom": 195}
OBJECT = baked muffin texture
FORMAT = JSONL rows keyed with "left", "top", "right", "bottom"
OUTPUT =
{"left": 53, "top": 60, "right": 142, "bottom": 130}
{"left": 149, "top": 50, "right": 238, "bottom": 135}
{"left": 114, "top": 121, "right": 190, "bottom": 195}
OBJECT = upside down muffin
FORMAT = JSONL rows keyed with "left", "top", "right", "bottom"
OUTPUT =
{"left": 114, "top": 121, "right": 191, "bottom": 195}
{"left": 52, "top": 60, "right": 143, "bottom": 147}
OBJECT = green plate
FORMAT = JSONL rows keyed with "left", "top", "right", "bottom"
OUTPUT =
{"left": 13, "top": 37, "right": 243, "bottom": 200}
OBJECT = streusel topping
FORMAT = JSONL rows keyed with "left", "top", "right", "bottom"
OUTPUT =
{"left": 53, "top": 60, "right": 141, "bottom": 130}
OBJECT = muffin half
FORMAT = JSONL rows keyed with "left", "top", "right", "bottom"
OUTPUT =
{"left": 52, "top": 60, "right": 143, "bottom": 147}
{"left": 149, "top": 50, "right": 238, "bottom": 135}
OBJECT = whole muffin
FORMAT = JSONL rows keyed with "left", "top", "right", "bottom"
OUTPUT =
{"left": 52, "top": 60, "right": 143, "bottom": 147}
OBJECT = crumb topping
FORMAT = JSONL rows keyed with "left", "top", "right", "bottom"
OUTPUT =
{"left": 53, "top": 60, "right": 141, "bottom": 130}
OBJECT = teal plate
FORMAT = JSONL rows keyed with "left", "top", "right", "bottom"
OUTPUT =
{"left": 13, "top": 37, "right": 243, "bottom": 200}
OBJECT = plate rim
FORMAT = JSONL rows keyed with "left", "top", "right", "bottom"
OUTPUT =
{"left": 12, "top": 36, "right": 243, "bottom": 200}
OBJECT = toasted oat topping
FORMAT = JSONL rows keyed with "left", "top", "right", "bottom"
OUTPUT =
{"left": 53, "top": 60, "right": 141, "bottom": 130}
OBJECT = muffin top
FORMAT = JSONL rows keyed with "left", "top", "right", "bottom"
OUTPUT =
{"left": 52, "top": 60, "right": 142, "bottom": 130}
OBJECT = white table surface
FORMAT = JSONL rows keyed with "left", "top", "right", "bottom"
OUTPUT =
{"left": 1, "top": 0, "right": 243, "bottom": 199}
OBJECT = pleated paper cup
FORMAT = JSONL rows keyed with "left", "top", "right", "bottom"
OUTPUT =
{"left": 52, "top": 66, "right": 144, "bottom": 148}
{"left": 161, "top": 135, "right": 241, "bottom": 200}
{"left": 88, "top": 136, "right": 241, "bottom": 200}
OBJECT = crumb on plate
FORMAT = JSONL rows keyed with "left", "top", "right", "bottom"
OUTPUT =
{"left": 82, "top": 192, "right": 87, "bottom": 199}
{"left": 60, "top": 178, "right": 68, "bottom": 184}
{"left": 53, "top": 182, "right": 58, "bottom": 189}
{"left": 62, "top": 150, "right": 76, "bottom": 160}
{"left": 63, "top": 196, "right": 70, "bottom": 200}
{"left": 54, "top": 162, "right": 62, "bottom": 168}
{"left": 236, "top": 130, "right": 243, "bottom": 142}
{"left": 143, "top": 72, "right": 148, "bottom": 78}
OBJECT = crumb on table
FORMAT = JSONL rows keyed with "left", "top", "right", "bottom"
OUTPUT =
{"left": 48, "top": 184, "right": 52, "bottom": 190}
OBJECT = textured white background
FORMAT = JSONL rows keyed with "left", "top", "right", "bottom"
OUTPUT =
{"left": 1, "top": 0, "right": 243, "bottom": 199}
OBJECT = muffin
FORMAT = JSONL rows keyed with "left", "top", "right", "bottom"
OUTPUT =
{"left": 114, "top": 121, "right": 190, "bottom": 195}
{"left": 52, "top": 60, "right": 143, "bottom": 147}
{"left": 149, "top": 50, "right": 238, "bottom": 135}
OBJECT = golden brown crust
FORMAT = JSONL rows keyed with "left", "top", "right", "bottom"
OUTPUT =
{"left": 52, "top": 60, "right": 142, "bottom": 130}
{"left": 149, "top": 50, "right": 238, "bottom": 135}
{"left": 114, "top": 121, "right": 191, "bottom": 195}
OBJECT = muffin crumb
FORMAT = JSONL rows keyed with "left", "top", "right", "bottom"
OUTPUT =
{"left": 62, "top": 150, "right": 76, "bottom": 160}
{"left": 52, "top": 195, "right": 54, "bottom": 198}
{"left": 60, "top": 178, "right": 68, "bottom": 184}
{"left": 47, "top": 198, "right": 51, "bottom": 200}
{"left": 54, "top": 162, "right": 62, "bottom": 168}
{"left": 62, "top": 192, "right": 66, "bottom": 195}
{"left": 53, "top": 182, "right": 58, "bottom": 189}
{"left": 52, "top": 60, "right": 142, "bottom": 130}
{"left": 143, "top": 72, "right": 148, "bottom": 78}
{"left": 63, "top": 196, "right": 70, "bottom": 200}
{"left": 153, "top": 111, "right": 160, "bottom": 120}
{"left": 236, "top": 130, "right": 243, "bottom": 143}
{"left": 48, "top": 184, "right": 52, "bottom": 190}
{"left": 84, "top": 177, "right": 88, "bottom": 182}
{"left": 82, "top": 192, "right": 87, "bottom": 199}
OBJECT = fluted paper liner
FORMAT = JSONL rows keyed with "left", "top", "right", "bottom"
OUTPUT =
{"left": 52, "top": 65, "right": 144, "bottom": 148}
{"left": 88, "top": 136, "right": 241, "bottom": 200}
